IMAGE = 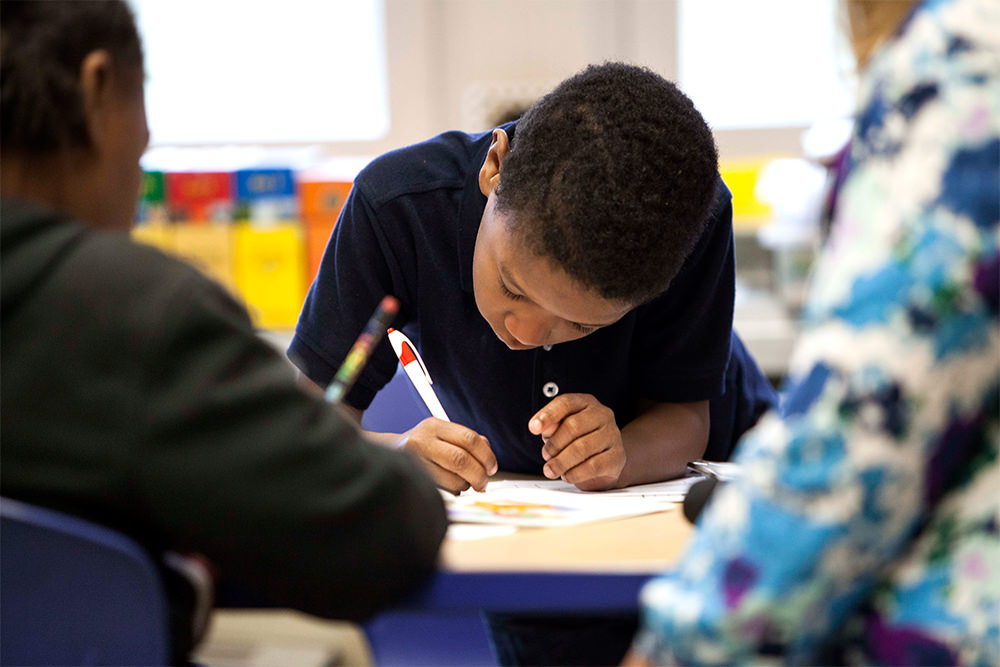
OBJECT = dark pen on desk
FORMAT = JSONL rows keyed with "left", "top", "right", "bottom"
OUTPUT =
{"left": 325, "top": 295, "right": 400, "bottom": 403}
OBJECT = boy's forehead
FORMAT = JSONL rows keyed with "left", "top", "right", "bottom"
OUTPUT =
{"left": 484, "top": 204, "right": 529, "bottom": 255}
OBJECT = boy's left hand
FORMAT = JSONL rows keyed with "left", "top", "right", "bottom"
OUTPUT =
{"left": 530, "top": 393, "right": 625, "bottom": 491}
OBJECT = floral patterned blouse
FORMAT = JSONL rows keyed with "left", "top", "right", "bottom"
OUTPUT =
{"left": 634, "top": 0, "right": 999, "bottom": 663}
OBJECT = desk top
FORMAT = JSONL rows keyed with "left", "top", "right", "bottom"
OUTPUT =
{"left": 440, "top": 505, "right": 693, "bottom": 574}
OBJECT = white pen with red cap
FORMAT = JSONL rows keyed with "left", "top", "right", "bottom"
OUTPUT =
{"left": 387, "top": 328, "right": 450, "bottom": 421}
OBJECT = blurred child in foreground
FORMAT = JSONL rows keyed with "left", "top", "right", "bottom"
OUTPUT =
{"left": 627, "top": 0, "right": 999, "bottom": 663}
{"left": 1, "top": 2, "right": 446, "bottom": 660}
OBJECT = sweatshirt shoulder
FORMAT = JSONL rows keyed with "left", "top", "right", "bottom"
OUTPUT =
{"left": 81, "top": 232, "right": 213, "bottom": 292}
{"left": 71, "top": 232, "right": 249, "bottom": 328}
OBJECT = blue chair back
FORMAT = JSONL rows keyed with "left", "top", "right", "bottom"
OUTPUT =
{"left": 361, "top": 367, "right": 431, "bottom": 433}
{"left": 1, "top": 497, "right": 170, "bottom": 666}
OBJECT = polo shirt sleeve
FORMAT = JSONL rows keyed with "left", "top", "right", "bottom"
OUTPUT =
{"left": 288, "top": 181, "right": 410, "bottom": 409}
{"left": 629, "top": 179, "right": 735, "bottom": 403}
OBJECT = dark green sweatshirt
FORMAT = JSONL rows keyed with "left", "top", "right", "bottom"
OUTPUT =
{"left": 1, "top": 198, "right": 447, "bottom": 660}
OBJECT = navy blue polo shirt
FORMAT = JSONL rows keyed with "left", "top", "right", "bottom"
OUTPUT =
{"left": 289, "top": 124, "right": 747, "bottom": 473}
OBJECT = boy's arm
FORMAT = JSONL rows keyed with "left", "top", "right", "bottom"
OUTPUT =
{"left": 532, "top": 395, "right": 709, "bottom": 490}
{"left": 618, "top": 399, "right": 709, "bottom": 487}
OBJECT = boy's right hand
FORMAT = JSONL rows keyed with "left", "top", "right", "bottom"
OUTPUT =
{"left": 399, "top": 418, "right": 498, "bottom": 494}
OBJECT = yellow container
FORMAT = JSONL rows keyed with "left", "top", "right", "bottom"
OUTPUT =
{"left": 172, "top": 223, "right": 236, "bottom": 293}
{"left": 719, "top": 159, "right": 774, "bottom": 230}
{"left": 233, "top": 223, "right": 306, "bottom": 329}
{"left": 131, "top": 223, "right": 176, "bottom": 253}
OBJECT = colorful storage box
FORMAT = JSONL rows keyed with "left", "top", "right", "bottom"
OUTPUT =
{"left": 137, "top": 171, "right": 169, "bottom": 224}
{"left": 305, "top": 217, "right": 337, "bottom": 285}
{"left": 232, "top": 223, "right": 306, "bottom": 329}
{"left": 719, "top": 159, "right": 774, "bottom": 230}
{"left": 171, "top": 223, "right": 236, "bottom": 293}
{"left": 166, "top": 172, "right": 234, "bottom": 223}
{"left": 299, "top": 181, "right": 352, "bottom": 221}
{"left": 234, "top": 168, "right": 298, "bottom": 222}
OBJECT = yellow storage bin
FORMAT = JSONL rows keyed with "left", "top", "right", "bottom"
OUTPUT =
{"left": 719, "top": 158, "right": 776, "bottom": 231}
{"left": 131, "top": 223, "right": 176, "bottom": 253}
{"left": 233, "top": 223, "right": 306, "bottom": 329}
{"left": 172, "top": 223, "right": 236, "bottom": 293}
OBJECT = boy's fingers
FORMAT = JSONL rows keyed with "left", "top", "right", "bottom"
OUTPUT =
{"left": 415, "top": 422, "right": 495, "bottom": 492}
{"left": 561, "top": 449, "right": 624, "bottom": 490}
{"left": 542, "top": 429, "right": 610, "bottom": 479}
{"left": 404, "top": 418, "right": 495, "bottom": 492}
{"left": 541, "top": 402, "right": 612, "bottom": 459}
{"left": 529, "top": 393, "right": 593, "bottom": 436}
{"left": 436, "top": 421, "right": 499, "bottom": 475}
{"left": 425, "top": 459, "right": 472, "bottom": 495}
{"left": 541, "top": 414, "right": 601, "bottom": 460}
{"left": 424, "top": 438, "right": 490, "bottom": 491}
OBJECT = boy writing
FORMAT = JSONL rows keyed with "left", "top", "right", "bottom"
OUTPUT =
{"left": 292, "top": 62, "right": 775, "bottom": 495}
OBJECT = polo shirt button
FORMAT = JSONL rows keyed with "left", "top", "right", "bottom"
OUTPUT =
{"left": 542, "top": 382, "right": 559, "bottom": 398}
{"left": 542, "top": 344, "right": 553, "bottom": 351}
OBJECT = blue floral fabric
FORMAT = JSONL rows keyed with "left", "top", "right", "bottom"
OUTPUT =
{"left": 634, "top": 0, "right": 999, "bottom": 663}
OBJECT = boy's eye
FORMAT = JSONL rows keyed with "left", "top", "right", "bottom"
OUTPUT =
{"left": 499, "top": 278, "right": 524, "bottom": 301}
{"left": 498, "top": 275, "right": 598, "bottom": 335}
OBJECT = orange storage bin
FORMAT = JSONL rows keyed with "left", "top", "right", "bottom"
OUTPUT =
{"left": 299, "top": 181, "right": 352, "bottom": 221}
{"left": 304, "top": 217, "right": 337, "bottom": 286}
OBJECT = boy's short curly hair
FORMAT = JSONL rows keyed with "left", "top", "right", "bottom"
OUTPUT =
{"left": 1, "top": 0, "right": 144, "bottom": 154}
{"left": 494, "top": 62, "right": 719, "bottom": 304}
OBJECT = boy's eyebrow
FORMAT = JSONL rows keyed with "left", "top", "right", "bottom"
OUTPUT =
{"left": 499, "top": 263, "right": 610, "bottom": 330}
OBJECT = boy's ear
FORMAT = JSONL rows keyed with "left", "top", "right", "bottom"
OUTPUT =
{"left": 479, "top": 128, "right": 510, "bottom": 196}
{"left": 78, "top": 50, "right": 115, "bottom": 152}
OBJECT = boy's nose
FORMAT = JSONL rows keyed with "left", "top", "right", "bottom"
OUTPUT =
{"left": 504, "top": 313, "right": 552, "bottom": 348}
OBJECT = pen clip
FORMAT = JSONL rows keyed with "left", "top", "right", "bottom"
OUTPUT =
{"left": 387, "top": 328, "right": 434, "bottom": 385}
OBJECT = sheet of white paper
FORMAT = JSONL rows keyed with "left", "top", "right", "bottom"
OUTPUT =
{"left": 443, "top": 476, "right": 699, "bottom": 527}
{"left": 477, "top": 476, "right": 703, "bottom": 500}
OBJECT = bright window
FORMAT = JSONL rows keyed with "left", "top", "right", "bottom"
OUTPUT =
{"left": 129, "top": 0, "right": 388, "bottom": 145}
{"left": 678, "top": 0, "right": 856, "bottom": 129}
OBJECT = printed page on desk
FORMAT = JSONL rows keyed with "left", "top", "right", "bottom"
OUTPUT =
{"left": 443, "top": 476, "right": 702, "bottom": 528}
